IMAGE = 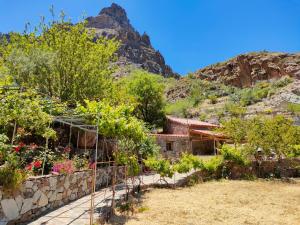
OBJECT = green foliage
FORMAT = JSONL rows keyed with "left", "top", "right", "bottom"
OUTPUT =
{"left": 208, "top": 95, "right": 218, "bottom": 104}
{"left": 0, "top": 90, "right": 56, "bottom": 139}
{"left": 220, "top": 144, "right": 249, "bottom": 166}
{"left": 272, "top": 76, "right": 293, "bottom": 88}
{"left": 224, "top": 102, "right": 246, "bottom": 117}
{"left": 72, "top": 154, "right": 89, "bottom": 171}
{"left": 174, "top": 153, "right": 203, "bottom": 173}
{"left": 0, "top": 134, "right": 10, "bottom": 165}
{"left": 286, "top": 145, "right": 300, "bottom": 158}
{"left": 229, "top": 77, "right": 292, "bottom": 107}
{"left": 165, "top": 78, "right": 236, "bottom": 117}
{"left": 0, "top": 165, "right": 27, "bottom": 191}
{"left": 144, "top": 157, "right": 174, "bottom": 178}
{"left": 220, "top": 117, "right": 246, "bottom": 145}
{"left": 246, "top": 115, "right": 300, "bottom": 157}
{"left": 287, "top": 103, "right": 300, "bottom": 116}
{"left": 165, "top": 98, "right": 194, "bottom": 118}
{"left": 119, "top": 70, "right": 165, "bottom": 127}
{"left": 202, "top": 156, "right": 224, "bottom": 174}
{"left": 232, "top": 84, "right": 270, "bottom": 106}
{"left": 77, "top": 100, "right": 147, "bottom": 142}
{"left": 116, "top": 151, "right": 140, "bottom": 176}
{"left": 1, "top": 19, "right": 119, "bottom": 103}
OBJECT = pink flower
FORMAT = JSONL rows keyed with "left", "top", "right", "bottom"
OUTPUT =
{"left": 29, "top": 143, "right": 38, "bottom": 150}
{"left": 52, "top": 160, "right": 74, "bottom": 174}
{"left": 64, "top": 146, "right": 71, "bottom": 153}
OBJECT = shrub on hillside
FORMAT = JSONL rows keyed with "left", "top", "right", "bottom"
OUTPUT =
{"left": 165, "top": 99, "right": 194, "bottom": 117}
{"left": 287, "top": 103, "right": 300, "bottom": 116}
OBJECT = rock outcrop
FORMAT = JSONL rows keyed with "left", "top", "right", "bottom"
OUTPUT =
{"left": 86, "top": 3, "right": 178, "bottom": 78}
{"left": 195, "top": 52, "right": 300, "bottom": 87}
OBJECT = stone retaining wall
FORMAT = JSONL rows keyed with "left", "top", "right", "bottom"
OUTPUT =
{"left": 0, "top": 166, "right": 125, "bottom": 225}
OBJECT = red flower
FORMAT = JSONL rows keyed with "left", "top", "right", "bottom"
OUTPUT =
{"left": 14, "top": 146, "right": 21, "bottom": 152}
{"left": 26, "top": 163, "right": 32, "bottom": 171}
{"left": 19, "top": 142, "right": 25, "bottom": 148}
{"left": 33, "top": 161, "right": 42, "bottom": 168}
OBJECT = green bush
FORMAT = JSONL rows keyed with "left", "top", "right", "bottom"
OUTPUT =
{"left": 208, "top": 95, "right": 218, "bottom": 104}
{"left": 72, "top": 154, "right": 89, "bottom": 171}
{"left": 174, "top": 153, "right": 203, "bottom": 173}
{"left": 287, "top": 103, "right": 300, "bottom": 116}
{"left": 0, "top": 165, "right": 27, "bottom": 191}
{"left": 272, "top": 76, "right": 293, "bottom": 88}
{"left": 224, "top": 103, "right": 246, "bottom": 117}
{"left": 220, "top": 145, "right": 249, "bottom": 166}
{"left": 286, "top": 145, "right": 300, "bottom": 158}
{"left": 144, "top": 157, "right": 174, "bottom": 178}
{"left": 0, "top": 134, "right": 10, "bottom": 165}
{"left": 165, "top": 99, "right": 193, "bottom": 117}
{"left": 202, "top": 156, "right": 223, "bottom": 174}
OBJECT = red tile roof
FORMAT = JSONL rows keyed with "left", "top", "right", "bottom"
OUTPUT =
{"left": 190, "top": 129, "right": 226, "bottom": 139}
{"left": 166, "top": 116, "right": 219, "bottom": 128}
{"left": 150, "top": 134, "right": 189, "bottom": 138}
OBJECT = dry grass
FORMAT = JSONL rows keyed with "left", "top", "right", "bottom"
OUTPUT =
{"left": 110, "top": 180, "right": 300, "bottom": 225}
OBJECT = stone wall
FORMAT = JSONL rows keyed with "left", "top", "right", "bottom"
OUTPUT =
{"left": 165, "top": 120, "right": 189, "bottom": 135}
{"left": 154, "top": 135, "right": 191, "bottom": 159}
{"left": 220, "top": 158, "right": 300, "bottom": 179}
{"left": 0, "top": 167, "right": 125, "bottom": 225}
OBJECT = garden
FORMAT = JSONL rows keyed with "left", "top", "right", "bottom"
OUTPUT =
{"left": 0, "top": 11, "right": 300, "bottom": 225}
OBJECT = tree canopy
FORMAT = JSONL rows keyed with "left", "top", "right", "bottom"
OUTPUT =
{"left": 118, "top": 70, "right": 165, "bottom": 127}
{"left": 0, "top": 20, "right": 119, "bottom": 103}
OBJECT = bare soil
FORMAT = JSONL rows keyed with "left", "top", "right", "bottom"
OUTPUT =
{"left": 110, "top": 180, "right": 300, "bottom": 225}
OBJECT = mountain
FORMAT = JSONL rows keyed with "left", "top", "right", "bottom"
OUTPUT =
{"left": 195, "top": 52, "right": 300, "bottom": 87}
{"left": 86, "top": 3, "right": 178, "bottom": 78}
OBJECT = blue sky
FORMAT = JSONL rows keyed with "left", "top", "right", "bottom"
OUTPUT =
{"left": 0, "top": 0, "right": 300, "bottom": 75}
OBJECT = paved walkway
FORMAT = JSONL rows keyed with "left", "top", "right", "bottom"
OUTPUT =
{"left": 28, "top": 173, "right": 190, "bottom": 225}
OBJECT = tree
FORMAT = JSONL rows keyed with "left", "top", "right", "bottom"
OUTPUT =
{"left": 119, "top": 70, "right": 165, "bottom": 128}
{"left": 0, "top": 90, "right": 56, "bottom": 141}
{"left": 246, "top": 115, "right": 300, "bottom": 157}
{"left": 1, "top": 19, "right": 119, "bottom": 103}
{"left": 220, "top": 117, "right": 247, "bottom": 148}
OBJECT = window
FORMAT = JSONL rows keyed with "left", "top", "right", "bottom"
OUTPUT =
{"left": 166, "top": 142, "right": 173, "bottom": 151}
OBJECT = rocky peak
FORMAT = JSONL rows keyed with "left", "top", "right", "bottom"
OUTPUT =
{"left": 98, "top": 3, "right": 130, "bottom": 28}
{"left": 86, "top": 3, "right": 178, "bottom": 78}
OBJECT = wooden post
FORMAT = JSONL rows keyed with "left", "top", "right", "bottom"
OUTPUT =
{"left": 111, "top": 163, "right": 116, "bottom": 215}
{"left": 214, "top": 138, "right": 216, "bottom": 155}
{"left": 11, "top": 121, "right": 17, "bottom": 145}
{"left": 90, "top": 166, "right": 95, "bottom": 225}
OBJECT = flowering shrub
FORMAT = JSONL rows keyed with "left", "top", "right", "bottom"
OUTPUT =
{"left": 52, "top": 160, "right": 75, "bottom": 175}
{"left": 72, "top": 154, "right": 89, "bottom": 170}
{"left": 26, "top": 160, "right": 43, "bottom": 175}
{"left": 14, "top": 142, "right": 26, "bottom": 153}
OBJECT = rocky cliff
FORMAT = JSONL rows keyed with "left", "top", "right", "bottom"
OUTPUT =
{"left": 86, "top": 3, "right": 178, "bottom": 78}
{"left": 195, "top": 52, "right": 300, "bottom": 87}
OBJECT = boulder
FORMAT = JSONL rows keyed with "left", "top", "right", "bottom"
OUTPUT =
{"left": 20, "top": 198, "right": 33, "bottom": 214}
{"left": 1, "top": 199, "right": 19, "bottom": 220}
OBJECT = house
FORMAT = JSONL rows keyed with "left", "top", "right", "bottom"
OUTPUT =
{"left": 151, "top": 116, "right": 228, "bottom": 158}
